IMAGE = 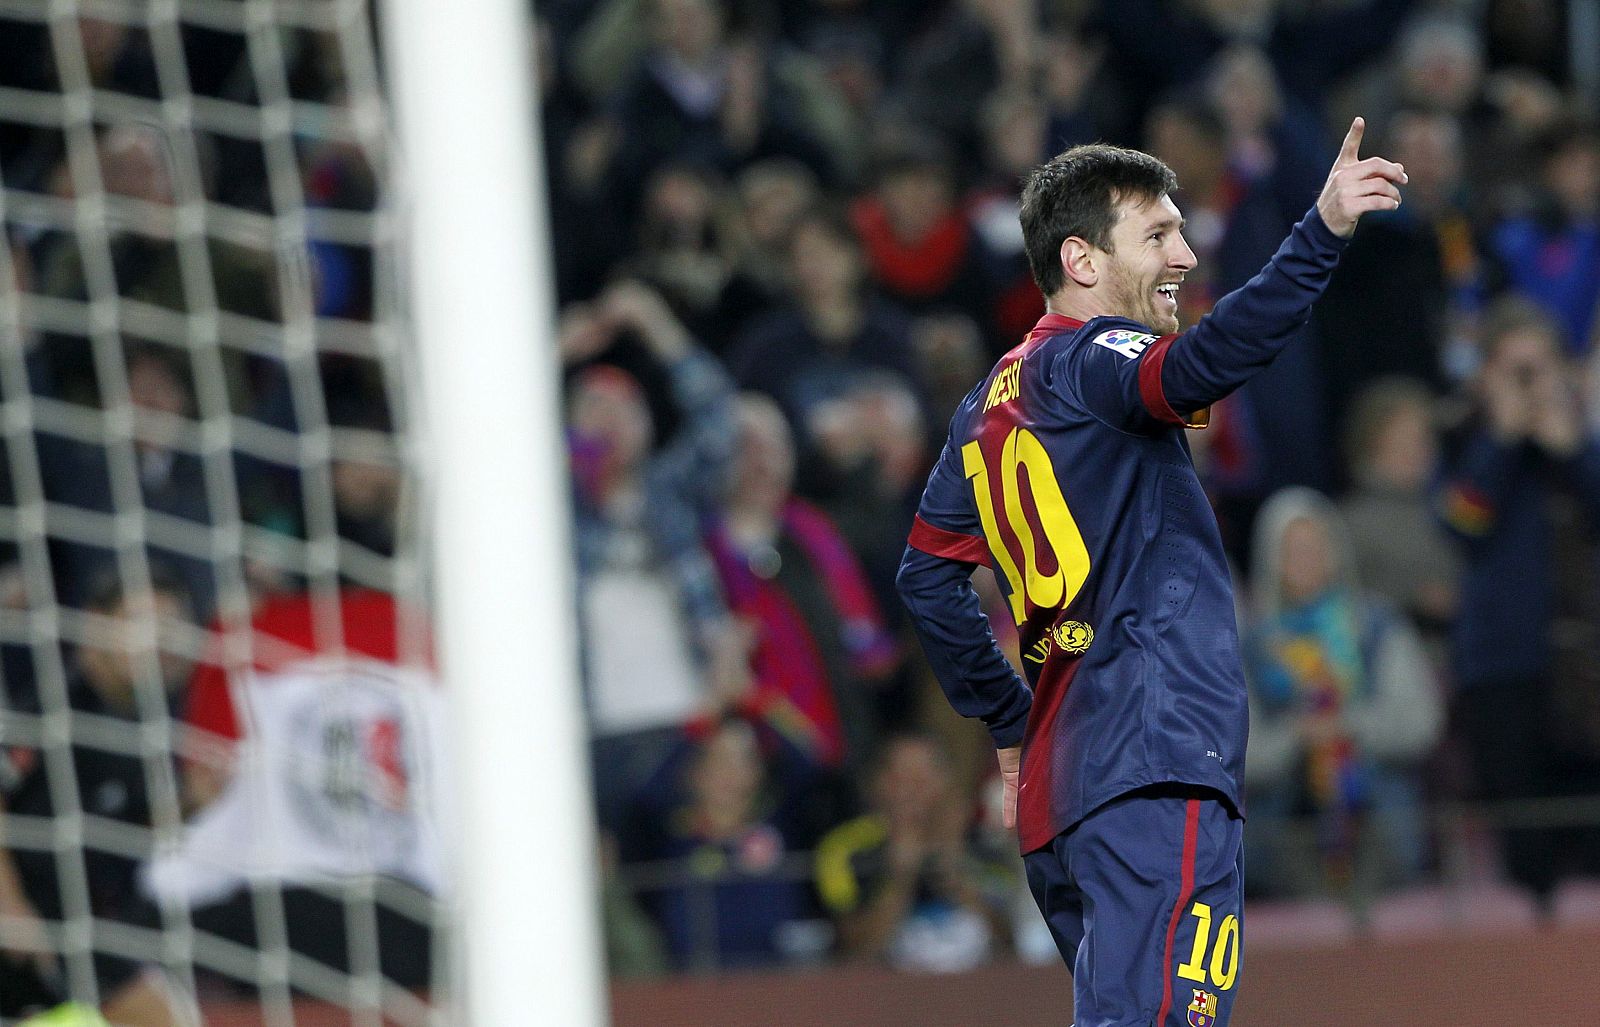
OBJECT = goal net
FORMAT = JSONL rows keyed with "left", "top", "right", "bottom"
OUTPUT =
{"left": 0, "top": 1, "right": 588, "bottom": 1024}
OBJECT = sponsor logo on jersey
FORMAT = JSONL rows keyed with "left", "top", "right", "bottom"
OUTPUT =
{"left": 984, "top": 359, "right": 1024, "bottom": 412}
{"left": 1051, "top": 620, "right": 1094, "bottom": 654}
{"left": 1188, "top": 989, "right": 1219, "bottom": 1027}
{"left": 1091, "top": 329, "right": 1156, "bottom": 358}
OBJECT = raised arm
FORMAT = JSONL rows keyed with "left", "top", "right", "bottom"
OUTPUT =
{"left": 1065, "top": 119, "right": 1410, "bottom": 434}
{"left": 1156, "top": 118, "right": 1408, "bottom": 418}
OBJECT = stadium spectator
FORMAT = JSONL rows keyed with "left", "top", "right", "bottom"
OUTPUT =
{"left": 302, "top": 136, "right": 379, "bottom": 322}
{"left": 703, "top": 394, "right": 899, "bottom": 789}
{"left": 1359, "top": 11, "right": 1566, "bottom": 217}
{"left": 814, "top": 732, "right": 1008, "bottom": 972}
{"left": 1486, "top": 122, "right": 1600, "bottom": 355}
{"left": 1337, "top": 378, "right": 1461, "bottom": 650}
{"left": 1385, "top": 109, "right": 1487, "bottom": 381}
{"left": 1144, "top": 96, "right": 1328, "bottom": 542}
{"left": 849, "top": 138, "right": 999, "bottom": 347}
{"left": 148, "top": 587, "right": 444, "bottom": 991}
{"left": 624, "top": 163, "right": 771, "bottom": 354}
{"left": 966, "top": 88, "right": 1049, "bottom": 345}
{"left": 331, "top": 441, "right": 402, "bottom": 567}
{"left": 1389, "top": 12, "right": 1486, "bottom": 121}
{"left": 1481, "top": 68, "right": 1573, "bottom": 210}
{"left": 598, "top": 0, "right": 840, "bottom": 221}
{"left": 775, "top": 0, "right": 902, "bottom": 177}
{"left": 1437, "top": 297, "right": 1600, "bottom": 900}
{"left": 887, "top": 0, "right": 1026, "bottom": 171}
{"left": 538, "top": 14, "right": 629, "bottom": 306}
{"left": 1243, "top": 488, "right": 1443, "bottom": 898}
{"left": 637, "top": 719, "right": 814, "bottom": 971}
{"left": 1312, "top": 108, "right": 1483, "bottom": 457}
{"left": 728, "top": 206, "right": 925, "bottom": 453}
{"left": 728, "top": 158, "right": 823, "bottom": 306}
{"left": 36, "top": 345, "right": 219, "bottom": 619}
{"left": 803, "top": 373, "right": 929, "bottom": 618}
{"left": 561, "top": 280, "right": 748, "bottom": 832}
{"left": 1036, "top": 28, "right": 1119, "bottom": 157}
{"left": 1202, "top": 44, "right": 1328, "bottom": 233}
{"left": 27, "top": 126, "right": 278, "bottom": 406}
{"left": 0, "top": 573, "right": 196, "bottom": 1026}
{"left": 903, "top": 316, "right": 986, "bottom": 431}
{"left": 1094, "top": 0, "right": 1417, "bottom": 139}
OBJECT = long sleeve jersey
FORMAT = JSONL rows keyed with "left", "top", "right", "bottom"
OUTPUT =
{"left": 897, "top": 208, "right": 1349, "bottom": 854}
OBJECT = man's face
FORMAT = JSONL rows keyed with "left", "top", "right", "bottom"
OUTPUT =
{"left": 1097, "top": 194, "right": 1196, "bottom": 335}
{"left": 880, "top": 166, "right": 953, "bottom": 244}
{"left": 874, "top": 738, "right": 950, "bottom": 827}
{"left": 569, "top": 374, "right": 653, "bottom": 472}
{"left": 1279, "top": 516, "right": 1337, "bottom": 605}
{"left": 789, "top": 221, "right": 860, "bottom": 304}
{"left": 80, "top": 590, "right": 193, "bottom": 708}
{"left": 732, "top": 400, "right": 795, "bottom": 504}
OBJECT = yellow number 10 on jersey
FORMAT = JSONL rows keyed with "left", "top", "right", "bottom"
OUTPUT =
{"left": 962, "top": 428, "right": 1090, "bottom": 625}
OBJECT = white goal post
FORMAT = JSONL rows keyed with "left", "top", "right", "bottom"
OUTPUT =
{"left": 381, "top": 0, "right": 608, "bottom": 1025}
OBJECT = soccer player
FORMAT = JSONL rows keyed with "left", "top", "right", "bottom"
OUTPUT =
{"left": 895, "top": 119, "right": 1404, "bottom": 1025}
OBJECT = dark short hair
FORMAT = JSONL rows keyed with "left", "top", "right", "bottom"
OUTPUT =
{"left": 1020, "top": 144, "right": 1179, "bottom": 297}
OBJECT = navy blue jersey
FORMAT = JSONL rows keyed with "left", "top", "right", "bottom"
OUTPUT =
{"left": 897, "top": 209, "right": 1348, "bottom": 854}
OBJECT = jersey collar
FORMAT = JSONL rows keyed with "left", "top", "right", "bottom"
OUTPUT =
{"left": 1027, "top": 312, "right": 1086, "bottom": 346}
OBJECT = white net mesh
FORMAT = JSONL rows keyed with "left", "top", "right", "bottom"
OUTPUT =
{"left": 0, "top": 2, "right": 446, "bottom": 1023}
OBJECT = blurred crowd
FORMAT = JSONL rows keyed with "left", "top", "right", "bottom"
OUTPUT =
{"left": 0, "top": 10, "right": 431, "bottom": 1023}
{"left": 543, "top": 0, "right": 1600, "bottom": 976}
{"left": 0, "top": 0, "right": 1597, "bottom": 1005}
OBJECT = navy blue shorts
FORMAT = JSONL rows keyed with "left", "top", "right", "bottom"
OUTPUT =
{"left": 1024, "top": 785, "right": 1244, "bottom": 1027}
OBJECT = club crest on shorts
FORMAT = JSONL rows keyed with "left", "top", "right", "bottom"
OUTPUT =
{"left": 1188, "top": 989, "right": 1219, "bottom": 1027}
{"left": 1049, "top": 620, "right": 1094, "bottom": 654}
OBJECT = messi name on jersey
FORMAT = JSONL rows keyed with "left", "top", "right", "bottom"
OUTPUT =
{"left": 983, "top": 359, "right": 1023, "bottom": 412}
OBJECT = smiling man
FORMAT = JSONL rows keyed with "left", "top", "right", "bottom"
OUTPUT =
{"left": 896, "top": 120, "right": 1405, "bottom": 1026}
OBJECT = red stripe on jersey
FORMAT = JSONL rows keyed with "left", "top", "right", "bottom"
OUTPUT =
{"left": 1017, "top": 658, "right": 1080, "bottom": 854}
{"left": 1155, "top": 799, "right": 1203, "bottom": 1026}
{"left": 1137, "top": 334, "right": 1187, "bottom": 426}
{"left": 908, "top": 515, "right": 992, "bottom": 567}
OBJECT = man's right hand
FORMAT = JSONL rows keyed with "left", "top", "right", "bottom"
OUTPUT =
{"left": 997, "top": 745, "right": 1021, "bottom": 830}
{"left": 1316, "top": 117, "right": 1408, "bottom": 238}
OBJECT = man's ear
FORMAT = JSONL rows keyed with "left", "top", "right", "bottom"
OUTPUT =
{"left": 1061, "top": 236, "right": 1098, "bottom": 288}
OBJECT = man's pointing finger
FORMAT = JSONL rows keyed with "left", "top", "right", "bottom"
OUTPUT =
{"left": 1339, "top": 116, "right": 1365, "bottom": 165}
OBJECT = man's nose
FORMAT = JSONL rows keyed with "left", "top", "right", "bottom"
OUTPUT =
{"left": 1171, "top": 235, "right": 1198, "bottom": 271}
